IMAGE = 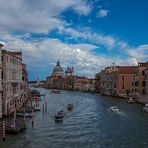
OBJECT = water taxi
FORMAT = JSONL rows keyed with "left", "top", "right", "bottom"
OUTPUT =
{"left": 67, "top": 104, "right": 73, "bottom": 110}
{"left": 16, "top": 112, "right": 32, "bottom": 118}
{"left": 34, "top": 106, "right": 41, "bottom": 111}
{"left": 110, "top": 106, "right": 119, "bottom": 112}
{"left": 128, "top": 97, "right": 135, "bottom": 103}
{"left": 54, "top": 110, "right": 65, "bottom": 121}
{"left": 143, "top": 104, "right": 148, "bottom": 112}
{"left": 52, "top": 89, "right": 60, "bottom": 94}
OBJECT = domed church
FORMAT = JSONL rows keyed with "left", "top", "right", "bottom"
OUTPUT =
{"left": 52, "top": 60, "right": 64, "bottom": 76}
{"left": 65, "top": 66, "right": 74, "bottom": 76}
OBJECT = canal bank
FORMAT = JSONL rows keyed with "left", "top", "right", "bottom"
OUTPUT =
{"left": 0, "top": 88, "right": 148, "bottom": 148}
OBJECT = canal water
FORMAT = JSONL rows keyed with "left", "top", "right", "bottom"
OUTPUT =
{"left": 0, "top": 88, "right": 148, "bottom": 148}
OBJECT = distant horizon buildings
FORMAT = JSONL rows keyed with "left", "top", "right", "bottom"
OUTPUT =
{"left": 45, "top": 60, "right": 95, "bottom": 92}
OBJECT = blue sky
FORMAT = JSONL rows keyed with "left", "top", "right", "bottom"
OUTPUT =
{"left": 0, "top": 0, "right": 147, "bottom": 80}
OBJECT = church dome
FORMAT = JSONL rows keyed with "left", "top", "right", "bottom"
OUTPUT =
{"left": 65, "top": 67, "right": 70, "bottom": 73}
{"left": 65, "top": 66, "right": 74, "bottom": 76}
{"left": 52, "top": 60, "right": 64, "bottom": 76}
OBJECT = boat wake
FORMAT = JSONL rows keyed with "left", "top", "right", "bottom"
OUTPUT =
{"left": 116, "top": 110, "right": 127, "bottom": 117}
{"left": 108, "top": 106, "right": 127, "bottom": 117}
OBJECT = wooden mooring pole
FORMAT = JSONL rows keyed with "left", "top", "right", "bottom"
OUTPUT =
{"left": 2, "top": 121, "right": 6, "bottom": 142}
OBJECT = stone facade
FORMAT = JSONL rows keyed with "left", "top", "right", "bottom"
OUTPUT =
{"left": 74, "top": 76, "right": 95, "bottom": 92}
{"left": 136, "top": 62, "right": 148, "bottom": 94}
{"left": 0, "top": 43, "right": 3, "bottom": 118}
{"left": 145, "top": 67, "right": 148, "bottom": 95}
{"left": 21, "top": 63, "right": 28, "bottom": 105}
{"left": 99, "top": 66, "right": 138, "bottom": 98}
{"left": 2, "top": 50, "right": 28, "bottom": 116}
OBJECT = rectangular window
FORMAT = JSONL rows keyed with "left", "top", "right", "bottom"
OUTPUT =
{"left": 122, "top": 76, "right": 124, "bottom": 81}
{"left": 142, "top": 70, "right": 145, "bottom": 76}
{"left": 135, "top": 81, "right": 138, "bottom": 86}
{"left": 133, "top": 75, "right": 135, "bottom": 81}
{"left": 142, "top": 81, "right": 145, "bottom": 87}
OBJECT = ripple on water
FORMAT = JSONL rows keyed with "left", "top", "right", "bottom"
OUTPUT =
{"left": 1, "top": 89, "right": 148, "bottom": 148}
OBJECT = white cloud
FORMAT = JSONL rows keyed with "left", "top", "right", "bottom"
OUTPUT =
{"left": 3, "top": 34, "right": 139, "bottom": 78}
{"left": 59, "top": 27, "right": 116, "bottom": 49}
{"left": 0, "top": 0, "right": 91, "bottom": 34}
{"left": 127, "top": 44, "right": 148, "bottom": 60}
{"left": 97, "top": 9, "right": 109, "bottom": 18}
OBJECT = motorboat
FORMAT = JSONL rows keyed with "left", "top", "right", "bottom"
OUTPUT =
{"left": 67, "top": 104, "right": 73, "bottom": 110}
{"left": 16, "top": 112, "right": 32, "bottom": 118}
{"left": 29, "top": 89, "right": 40, "bottom": 97}
{"left": 128, "top": 97, "right": 135, "bottom": 103}
{"left": 143, "top": 104, "right": 148, "bottom": 112}
{"left": 52, "top": 89, "right": 60, "bottom": 94}
{"left": 110, "top": 106, "right": 119, "bottom": 112}
{"left": 34, "top": 106, "right": 41, "bottom": 111}
{"left": 54, "top": 110, "right": 65, "bottom": 121}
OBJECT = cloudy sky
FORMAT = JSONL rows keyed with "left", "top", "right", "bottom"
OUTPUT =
{"left": 0, "top": 0, "right": 148, "bottom": 80}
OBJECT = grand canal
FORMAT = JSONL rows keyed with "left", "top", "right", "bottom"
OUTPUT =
{"left": 1, "top": 88, "right": 148, "bottom": 148}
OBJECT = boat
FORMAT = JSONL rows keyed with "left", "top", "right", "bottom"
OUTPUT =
{"left": 52, "top": 89, "right": 60, "bottom": 94}
{"left": 128, "top": 97, "right": 135, "bottom": 103}
{"left": 29, "top": 89, "right": 40, "bottom": 96}
{"left": 54, "top": 110, "right": 65, "bottom": 121}
{"left": 32, "top": 96, "right": 41, "bottom": 100}
{"left": 67, "top": 104, "right": 73, "bottom": 110}
{"left": 40, "top": 94, "right": 46, "bottom": 96}
{"left": 110, "top": 106, "right": 119, "bottom": 112}
{"left": 96, "top": 94, "right": 101, "bottom": 96}
{"left": 34, "top": 106, "right": 41, "bottom": 111}
{"left": 143, "top": 104, "right": 148, "bottom": 112}
{"left": 16, "top": 112, "right": 32, "bottom": 118}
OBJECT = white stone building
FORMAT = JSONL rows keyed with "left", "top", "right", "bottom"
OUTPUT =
{"left": 2, "top": 50, "right": 23, "bottom": 116}
{"left": 0, "top": 43, "right": 3, "bottom": 118}
{"left": 145, "top": 67, "right": 148, "bottom": 95}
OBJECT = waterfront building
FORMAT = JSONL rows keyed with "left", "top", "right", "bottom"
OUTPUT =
{"left": 21, "top": 63, "right": 29, "bottom": 104}
{"left": 95, "top": 73, "right": 101, "bottom": 93}
{"left": 46, "top": 60, "right": 95, "bottom": 92}
{"left": 46, "top": 60, "right": 74, "bottom": 89}
{"left": 0, "top": 42, "right": 4, "bottom": 118}
{"left": 74, "top": 76, "right": 95, "bottom": 92}
{"left": 34, "top": 80, "right": 46, "bottom": 88}
{"left": 100, "top": 66, "right": 137, "bottom": 98}
{"left": 145, "top": 67, "right": 148, "bottom": 95}
{"left": 2, "top": 49, "right": 28, "bottom": 116}
{"left": 61, "top": 76, "right": 74, "bottom": 90}
{"left": 136, "top": 62, "right": 148, "bottom": 94}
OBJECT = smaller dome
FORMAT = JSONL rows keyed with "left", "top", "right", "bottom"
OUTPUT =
{"left": 65, "top": 67, "right": 70, "bottom": 73}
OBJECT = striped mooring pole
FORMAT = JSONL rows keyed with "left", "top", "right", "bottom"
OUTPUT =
{"left": 45, "top": 102, "right": 47, "bottom": 112}
{"left": 13, "top": 118, "right": 16, "bottom": 131}
{"left": 24, "top": 114, "right": 26, "bottom": 123}
{"left": 31, "top": 110, "right": 34, "bottom": 127}
{"left": 43, "top": 104, "right": 44, "bottom": 114}
{"left": 2, "top": 121, "right": 6, "bottom": 142}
